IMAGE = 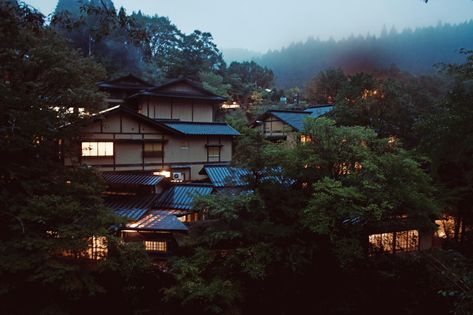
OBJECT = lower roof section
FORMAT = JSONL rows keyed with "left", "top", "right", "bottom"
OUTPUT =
{"left": 104, "top": 194, "right": 160, "bottom": 220}
{"left": 102, "top": 172, "right": 165, "bottom": 186}
{"left": 162, "top": 121, "right": 240, "bottom": 136}
{"left": 156, "top": 184, "right": 214, "bottom": 210}
{"left": 126, "top": 210, "right": 188, "bottom": 232}
{"left": 200, "top": 165, "right": 251, "bottom": 187}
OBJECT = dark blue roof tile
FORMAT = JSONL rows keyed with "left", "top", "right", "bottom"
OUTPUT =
{"left": 102, "top": 173, "right": 165, "bottom": 186}
{"left": 126, "top": 210, "right": 188, "bottom": 231}
{"left": 104, "top": 194, "right": 160, "bottom": 220}
{"left": 156, "top": 185, "right": 214, "bottom": 210}
{"left": 163, "top": 122, "right": 240, "bottom": 136}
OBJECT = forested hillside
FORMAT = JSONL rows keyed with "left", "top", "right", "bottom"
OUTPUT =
{"left": 258, "top": 21, "right": 473, "bottom": 88}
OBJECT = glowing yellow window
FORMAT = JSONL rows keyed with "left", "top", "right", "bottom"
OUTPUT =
{"left": 300, "top": 135, "right": 312, "bottom": 143}
{"left": 81, "top": 142, "right": 113, "bottom": 156}
{"left": 144, "top": 241, "right": 167, "bottom": 252}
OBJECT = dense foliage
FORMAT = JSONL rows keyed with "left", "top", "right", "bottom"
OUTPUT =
{"left": 1, "top": 1, "right": 472, "bottom": 314}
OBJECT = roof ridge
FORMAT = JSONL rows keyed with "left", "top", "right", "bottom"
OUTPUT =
{"left": 268, "top": 109, "right": 310, "bottom": 113}
{"left": 165, "top": 121, "right": 231, "bottom": 125}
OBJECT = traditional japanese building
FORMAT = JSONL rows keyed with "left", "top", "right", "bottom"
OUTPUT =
{"left": 64, "top": 75, "right": 240, "bottom": 257}
{"left": 65, "top": 76, "right": 239, "bottom": 181}
{"left": 253, "top": 105, "right": 333, "bottom": 142}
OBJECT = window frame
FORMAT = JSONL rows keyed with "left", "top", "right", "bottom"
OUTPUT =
{"left": 143, "top": 240, "right": 167, "bottom": 252}
{"left": 81, "top": 141, "right": 114, "bottom": 157}
{"left": 207, "top": 146, "right": 221, "bottom": 162}
{"left": 368, "top": 230, "right": 420, "bottom": 254}
{"left": 143, "top": 142, "right": 164, "bottom": 158}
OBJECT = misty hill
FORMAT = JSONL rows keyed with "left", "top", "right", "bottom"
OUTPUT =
{"left": 221, "top": 48, "right": 262, "bottom": 64}
{"left": 256, "top": 20, "right": 473, "bottom": 88}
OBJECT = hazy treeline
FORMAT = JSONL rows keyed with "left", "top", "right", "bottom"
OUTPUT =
{"left": 258, "top": 21, "right": 473, "bottom": 88}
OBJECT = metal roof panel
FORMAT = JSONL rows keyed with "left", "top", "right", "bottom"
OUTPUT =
{"left": 102, "top": 173, "right": 165, "bottom": 186}
{"left": 156, "top": 185, "right": 213, "bottom": 210}
{"left": 126, "top": 210, "right": 188, "bottom": 231}
{"left": 104, "top": 194, "right": 160, "bottom": 220}
{"left": 163, "top": 122, "right": 240, "bottom": 136}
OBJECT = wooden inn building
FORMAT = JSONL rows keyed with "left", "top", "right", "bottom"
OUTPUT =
{"left": 68, "top": 74, "right": 435, "bottom": 259}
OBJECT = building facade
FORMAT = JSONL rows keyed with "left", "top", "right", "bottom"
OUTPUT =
{"left": 66, "top": 77, "right": 239, "bottom": 181}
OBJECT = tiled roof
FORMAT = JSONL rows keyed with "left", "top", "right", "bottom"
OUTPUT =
{"left": 163, "top": 122, "right": 240, "bottom": 136}
{"left": 156, "top": 185, "right": 213, "bottom": 210}
{"left": 271, "top": 111, "right": 311, "bottom": 132}
{"left": 135, "top": 91, "right": 226, "bottom": 101}
{"left": 102, "top": 173, "right": 165, "bottom": 186}
{"left": 126, "top": 210, "right": 188, "bottom": 231}
{"left": 304, "top": 105, "right": 334, "bottom": 118}
{"left": 201, "top": 165, "right": 295, "bottom": 188}
{"left": 200, "top": 165, "right": 251, "bottom": 187}
{"left": 97, "top": 74, "right": 154, "bottom": 90}
{"left": 104, "top": 194, "right": 160, "bottom": 220}
{"left": 127, "top": 77, "right": 226, "bottom": 102}
{"left": 260, "top": 105, "right": 334, "bottom": 132}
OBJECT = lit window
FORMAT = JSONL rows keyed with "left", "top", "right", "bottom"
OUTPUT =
{"left": 177, "top": 213, "right": 198, "bottom": 223}
{"left": 395, "top": 230, "right": 419, "bottom": 252}
{"left": 300, "top": 135, "right": 312, "bottom": 143}
{"left": 435, "top": 216, "right": 456, "bottom": 239}
{"left": 143, "top": 143, "right": 163, "bottom": 157}
{"left": 207, "top": 147, "right": 220, "bottom": 162}
{"left": 154, "top": 170, "right": 171, "bottom": 178}
{"left": 369, "top": 230, "right": 419, "bottom": 254}
{"left": 144, "top": 241, "right": 167, "bottom": 252}
{"left": 81, "top": 142, "right": 113, "bottom": 156}
{"left": 86, "top": 236, "right": 108, "bottom": 260}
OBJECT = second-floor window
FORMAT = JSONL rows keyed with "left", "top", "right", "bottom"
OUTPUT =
{"left": 143, "top": 143, "right": 163, "bottom": 157}
{"left": 207, "top": 146, "right": 220, "bottom": 162}
{"left": 81, "top": 141, "right": 113, "bottom": 157}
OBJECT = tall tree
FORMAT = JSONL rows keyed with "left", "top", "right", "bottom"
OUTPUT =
{"left": 165, "top": 117, "right": 439, "bottom": 314}
{"left": 0, "top": 3, "right": 118, "bottom": 312}
{"left": 305, "top": 68, "right": 347, "bottom": 104}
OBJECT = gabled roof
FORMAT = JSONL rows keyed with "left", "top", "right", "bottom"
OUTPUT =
{"left": 255, "top": 105, "right": 334, "bottom": 132}
{"left": 102, "top": 173, "right": 165, "bottom": 186}
{"left": 97, "top": 74, "right": 154, "bottom": 90}
{"left": 199, "top": 165, "right": 251, "bottom": 187}
{"left": 156, "top": 184, "right": 214, "bottom": 211}
{"left": 126, "top": 210, "right": 188, "bottom": 232}
{"left": 76, "top": 105, "right": 180, "bottom": 135}
{"left": 162, "top": 121, "right": 240, "bottom": 136}
{"left": 304, "top": 105, "right": 334, "bottom": 118}
{"left": 127, "top": 77, "right": 226, "bottom": 102}
{"left": 104, "top": 194, "right": 160, "bottom": 220}
{"left": 270, "top": 110, "right": 311, "bottom": 132}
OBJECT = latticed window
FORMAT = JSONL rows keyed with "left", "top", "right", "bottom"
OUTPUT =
{"left": 86, "top": 236, "right": 108, "bottom": 260}
{"left": 369, "top": 230, "right": 419, "bottom": 254}
{"left": 144, "top": 241, "right": 167, "bottom": 252}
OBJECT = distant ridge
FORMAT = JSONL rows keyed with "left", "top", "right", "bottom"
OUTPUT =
{"left": 254, "top": 20, "right": 473, "bottom": 88}
{"left": 221, "top": 48, "right": 262, "bottom": 64}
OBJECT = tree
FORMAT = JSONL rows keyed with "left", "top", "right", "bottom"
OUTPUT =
{"left": 0, "top": 3, "right": 120, "bottom": 312}
{"left": 165, "top": 117, "right": 439, "bottom": 314}
{"left": 305, "top": 68, "right": 347, "bottom": 104}
{"left": 199, "top": 71, "right": 231, "bottom": 99}
{"left": 226, "top": 61, "right": 274, "bottom": 109}
{"left": 419, "top": 50, "right": 473, "bottom": 249}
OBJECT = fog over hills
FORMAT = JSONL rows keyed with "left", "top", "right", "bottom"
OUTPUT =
{"left": 221, "top": 48, "right": 262, "bottom": 64}
{"left": 251, "top": 20, "right": 473, "bottom": 88}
